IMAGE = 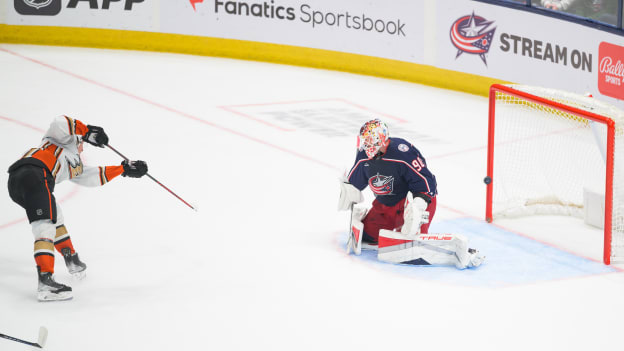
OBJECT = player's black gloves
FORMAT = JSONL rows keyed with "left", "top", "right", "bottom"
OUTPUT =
{"left": 122, "top": 160, "right": 148, "bottom": 178}
{"left": 83, "top": 125, "right": 109, "bottom": 147}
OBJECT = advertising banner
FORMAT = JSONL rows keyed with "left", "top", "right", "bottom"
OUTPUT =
{"left": 159, "top": 0, "right": 425, "bottom": 63}
{"left": 435, "top": 0, "right": 624, "bottom": 108}
{"left": 3, "top": 0, "right": 159, "bottom": 31}
{"left": 3, "top": 0, "right": 425, "bottom": 63}
{"left": 4, "top": 0, "right": 624, "bottom": 108}
{"left": 598, "top": 41, "right": 624, "bottom": 101}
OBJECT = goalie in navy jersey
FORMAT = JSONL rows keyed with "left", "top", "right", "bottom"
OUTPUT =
{"left": 338, "top": 119, "right": 484, "bottom": 268}
{"left": 338, "top": 118, "right": 437, "bottom": 246}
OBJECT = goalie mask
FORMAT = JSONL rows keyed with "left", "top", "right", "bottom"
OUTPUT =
{"left": 358, "top": 119, "right": 390, "bottom": 159}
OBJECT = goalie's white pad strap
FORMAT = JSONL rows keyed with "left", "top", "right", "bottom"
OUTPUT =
{"left": 377, "top": 230, "right": 473, "bottom": 269}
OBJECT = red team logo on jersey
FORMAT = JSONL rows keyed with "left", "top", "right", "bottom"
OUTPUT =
{"left": 369, "top": 174, "right": 394, "bottom": 195}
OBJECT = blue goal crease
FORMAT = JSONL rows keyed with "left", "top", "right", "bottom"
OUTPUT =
{"left": 343, "top": 217, "right": 619, "bottom": 288}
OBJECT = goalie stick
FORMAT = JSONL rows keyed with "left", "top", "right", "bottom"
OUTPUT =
{"left": 0, "top": 326, "right": 48, "bottom": 349}
{"left": 106, "top": 144, "right": 197, "bottom": 212}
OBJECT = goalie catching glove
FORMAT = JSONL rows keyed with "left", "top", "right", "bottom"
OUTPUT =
{"left": 83, "top": 125, "right": 109, "bottom": 148}
{"left": 122, "top": 160, "right": 148, "bottom": 178}
{"left": 337, "top": 178, "right": 363, "bottom": 211}
{"left": 401, "top": 193, "right": 429, "bottom": 236}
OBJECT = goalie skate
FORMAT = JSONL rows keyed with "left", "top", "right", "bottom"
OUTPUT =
{"left": 467, "top": 248, "right": 485, "bottom": 268}
{"left": 37, "top": 268, "right": 72, "bottom": 302}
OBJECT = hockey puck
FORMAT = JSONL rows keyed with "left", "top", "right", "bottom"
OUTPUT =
{"left": 483, "top": 176, "right": 492, "bottom": 185}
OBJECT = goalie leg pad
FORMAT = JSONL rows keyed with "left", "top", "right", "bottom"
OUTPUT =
{"left": 347, "top": 205, "right": 367, "bottom": 255}
{"left": 352, "top": 206, "right": 367, "bottom": 222}
{"left": 377, "top": 230, "right": 484, "bottom": 269}
{"left": 351, "top": 218, "right": 364, "bottom": 255}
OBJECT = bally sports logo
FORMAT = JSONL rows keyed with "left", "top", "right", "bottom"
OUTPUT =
{"left": 598, "top": 42, "right": 624, "bottom": 99}
{"left": 450, "top": 12, "right": 496, "bottom": 66}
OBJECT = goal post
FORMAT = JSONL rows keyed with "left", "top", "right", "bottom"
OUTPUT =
{"left": 485, "top": 84, "right": 622, "bottom": 265}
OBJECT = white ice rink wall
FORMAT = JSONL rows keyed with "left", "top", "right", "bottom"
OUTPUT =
{"left": 2, "top": 0, "right": 624, "bottom": 107}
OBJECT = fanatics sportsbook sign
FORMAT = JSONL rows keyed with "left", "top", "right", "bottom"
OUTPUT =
{"left": 6, "top": 0, "right": 624, "bottom": 109}
{"left": 162, "top": 0, "right": 422, "bottom": 63}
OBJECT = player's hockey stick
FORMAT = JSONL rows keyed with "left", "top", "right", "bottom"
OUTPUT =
{"left": 106, "top": 144, "right": 197, "bottom": 212}
{"left": 0, "top": 326, "right": 48, "bottom": 348}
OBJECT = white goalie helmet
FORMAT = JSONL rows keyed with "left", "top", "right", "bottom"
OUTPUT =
{"left": 358, "top": 119, "right": 390, "bottom": 159}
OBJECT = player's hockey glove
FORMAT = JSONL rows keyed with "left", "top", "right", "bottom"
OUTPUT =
{"left": 401, "top": 193, "right": 429, "bottom": 236}
{"left": 122, "top": 160, "right": 148, "bottom": 178}
{"left": 83, "top": 125, "right": 109, "bottom": 147}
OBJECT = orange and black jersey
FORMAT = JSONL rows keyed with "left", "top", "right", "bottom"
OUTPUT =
{"left": 9, "top": 115, "right": 123, "bottom": 187}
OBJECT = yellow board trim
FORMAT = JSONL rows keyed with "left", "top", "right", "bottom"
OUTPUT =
{"left": 0, "top": 24, "right": 509, "bottom": 96}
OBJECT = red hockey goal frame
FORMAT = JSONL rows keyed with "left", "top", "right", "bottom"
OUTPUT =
{"left": 485, "top": 84, "right": 616, "bottom": 264}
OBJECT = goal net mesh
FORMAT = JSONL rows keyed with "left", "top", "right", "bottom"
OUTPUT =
{"left": 491, "top": 85, "right": 624, "bottom": 262}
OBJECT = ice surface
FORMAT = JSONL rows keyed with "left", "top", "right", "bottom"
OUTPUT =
{"left": 1, "top": 44, "right": 623, "bottom": 351}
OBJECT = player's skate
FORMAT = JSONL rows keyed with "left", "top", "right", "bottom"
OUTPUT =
{"left": 37, "top": 267, "right": 72, "bottom": 302}
{"left": 61, "top": 247, "right": 87, "bottom": 279}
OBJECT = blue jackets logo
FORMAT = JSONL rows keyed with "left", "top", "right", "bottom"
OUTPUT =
{"left": 369, "top": 174, "right": 394, "bottom": 196}
{"left": 15, "top": 0, "right": 61, "bottom": 15}
{"left": 450, "top": 12, "right": 496, "bottom": 66}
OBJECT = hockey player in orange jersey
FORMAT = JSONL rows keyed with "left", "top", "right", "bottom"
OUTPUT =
{"left": 7, "top": 115, "right": 148, "bottom": 301}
